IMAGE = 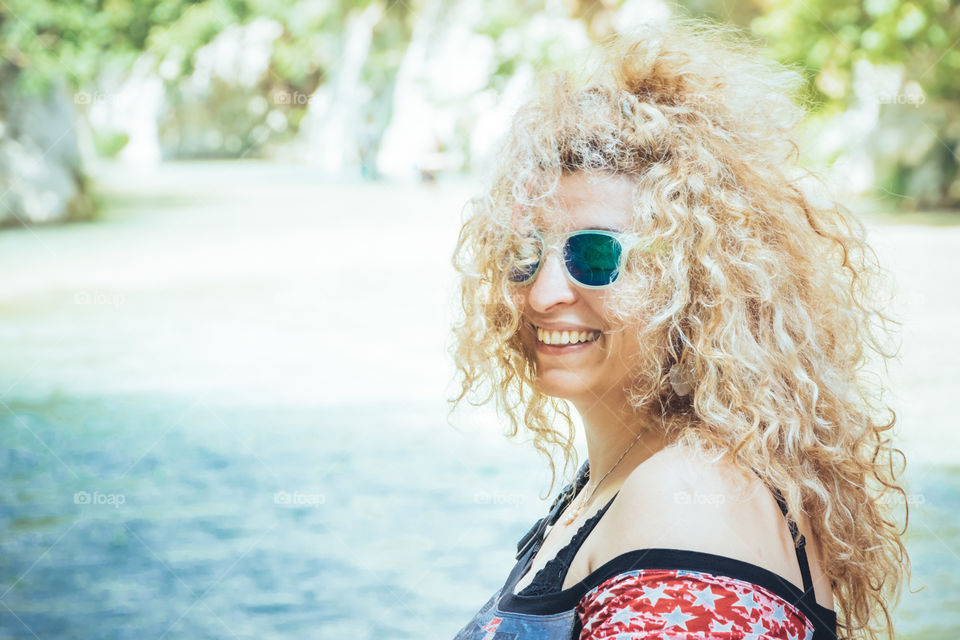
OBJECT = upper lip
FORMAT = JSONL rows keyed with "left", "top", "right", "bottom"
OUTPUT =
{"left": 528, "top": 321, "right": 601, "bottom": 333}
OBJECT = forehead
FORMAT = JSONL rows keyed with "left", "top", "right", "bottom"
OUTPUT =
{"left": 527, "top": 172, "right": 638, "bottom": 232}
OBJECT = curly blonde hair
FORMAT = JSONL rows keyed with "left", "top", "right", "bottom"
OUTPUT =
{"left": 448, "top": 17, "right": 909, "bottom": 640}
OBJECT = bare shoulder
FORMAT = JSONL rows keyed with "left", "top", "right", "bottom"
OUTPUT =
{"left": 590, "top": 442, "right": 835, "bottom": 610}
{"left": 603, "top": 443, "right": 770, "bottom": 552}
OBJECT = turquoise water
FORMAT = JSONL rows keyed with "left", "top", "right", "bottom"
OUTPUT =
{"left": 1, "top": 394, "right": 526, "bottom": 639}
{"left": 0, "top": 162, "right": 957, "bottom": 638}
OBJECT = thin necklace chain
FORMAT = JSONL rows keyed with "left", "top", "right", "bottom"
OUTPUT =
{"left": 562, "top": 429, "right": 644, "bottom": 526}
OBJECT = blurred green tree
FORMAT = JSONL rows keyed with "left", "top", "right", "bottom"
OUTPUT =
{"left": 2, "top": 0, "right": 957, "bottom": 208}
{"left": 0, "top": 0, "right": 190, "bottom": 93}
{"left": 0, "top": 0, "right": 415, "bottom": 161}
{"left": 751, "top": 0, "right": 960, "bottom": 208}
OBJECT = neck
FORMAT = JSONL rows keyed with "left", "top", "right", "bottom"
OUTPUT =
{"left": 572, "top": 389, "right": 670, "bottom": 498}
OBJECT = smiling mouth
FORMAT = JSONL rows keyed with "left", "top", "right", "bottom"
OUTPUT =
{"left": 532, "top": 325, "right": 602, "bottom": 346}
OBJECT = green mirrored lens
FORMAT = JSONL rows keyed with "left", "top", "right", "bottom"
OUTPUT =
{"left": 565, "top": 233, "right": 622, "bottom": 287}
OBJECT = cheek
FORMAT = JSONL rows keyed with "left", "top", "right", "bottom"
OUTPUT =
{"left": 597, "top": 288, "right": 650, "bottom": 332}
{"left": 581, "top": 289, "right": 610, "bottom": 315}
{"left": 602, "top": 316, "right": 645, "bottom": 359}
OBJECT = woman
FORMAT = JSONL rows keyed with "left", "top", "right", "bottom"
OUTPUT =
{"left": 448, "top": 17, "right": 909, "bottom": 640}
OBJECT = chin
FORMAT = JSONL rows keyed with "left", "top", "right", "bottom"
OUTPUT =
{"left": 534, "top": 374, "right": 591, "bottom": 400}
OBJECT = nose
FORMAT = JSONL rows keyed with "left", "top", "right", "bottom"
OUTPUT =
{"left": 526, "top": 247, "right": 577, "bottom": 312}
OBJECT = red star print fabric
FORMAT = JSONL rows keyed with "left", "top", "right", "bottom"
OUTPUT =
{"left": 576, "top": 569, "right": 814, "bottom": 640}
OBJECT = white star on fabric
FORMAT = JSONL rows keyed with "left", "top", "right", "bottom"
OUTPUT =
{"left": 690, "top": 586, "right": 720, "bottom": 610}
{"left": 607, "top": 605, "right": 641, "bottom": 626}
{"left": 592, "top": 589, "right": 618, "bottom": 606}
{"left": 642, "top": 583, "right": 671, "bottom": 605}
{"left": 771, "top": 603, "right": 788, "bottom": 623}
{"left": 711, "top": 620, "right": 735, "bottom": 633}
{"left": 734, "top": 591, "right": 760, "bottom": 612}
{"left": 787, "top": 632, "right": 799, "bottom": 640}
{"left": 660, "top": 605, "right": 695, "bottom": 630}
{"left": 744, "top": 619, "right": 766, "bottom": 640}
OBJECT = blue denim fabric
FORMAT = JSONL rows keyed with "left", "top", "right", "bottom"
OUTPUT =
{"left": 452, "top": 589, "right": 578, "bottom": 640}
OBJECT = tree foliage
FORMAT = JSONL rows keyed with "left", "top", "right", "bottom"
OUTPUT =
{"left": 2, "top": 0, "right": 957, "bottom": 205}
{"left": 752, "top": 0, "right": 960, "bottom": 109}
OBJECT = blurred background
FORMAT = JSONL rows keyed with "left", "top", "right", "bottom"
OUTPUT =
{"left": 0, "top": 0, "right": 957, "bottom": 638}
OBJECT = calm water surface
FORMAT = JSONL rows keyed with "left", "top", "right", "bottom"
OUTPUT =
{"left": 0, "top": 162, "right": 957, "bottom": 638}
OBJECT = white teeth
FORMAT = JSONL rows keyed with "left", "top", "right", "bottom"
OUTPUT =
{"left": 536, "top": 327, "right": 600, "bottom": 345}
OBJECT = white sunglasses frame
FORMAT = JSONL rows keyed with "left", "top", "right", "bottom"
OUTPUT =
{"left": 507, "top": 229, "right": 645, "bottom": 290}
